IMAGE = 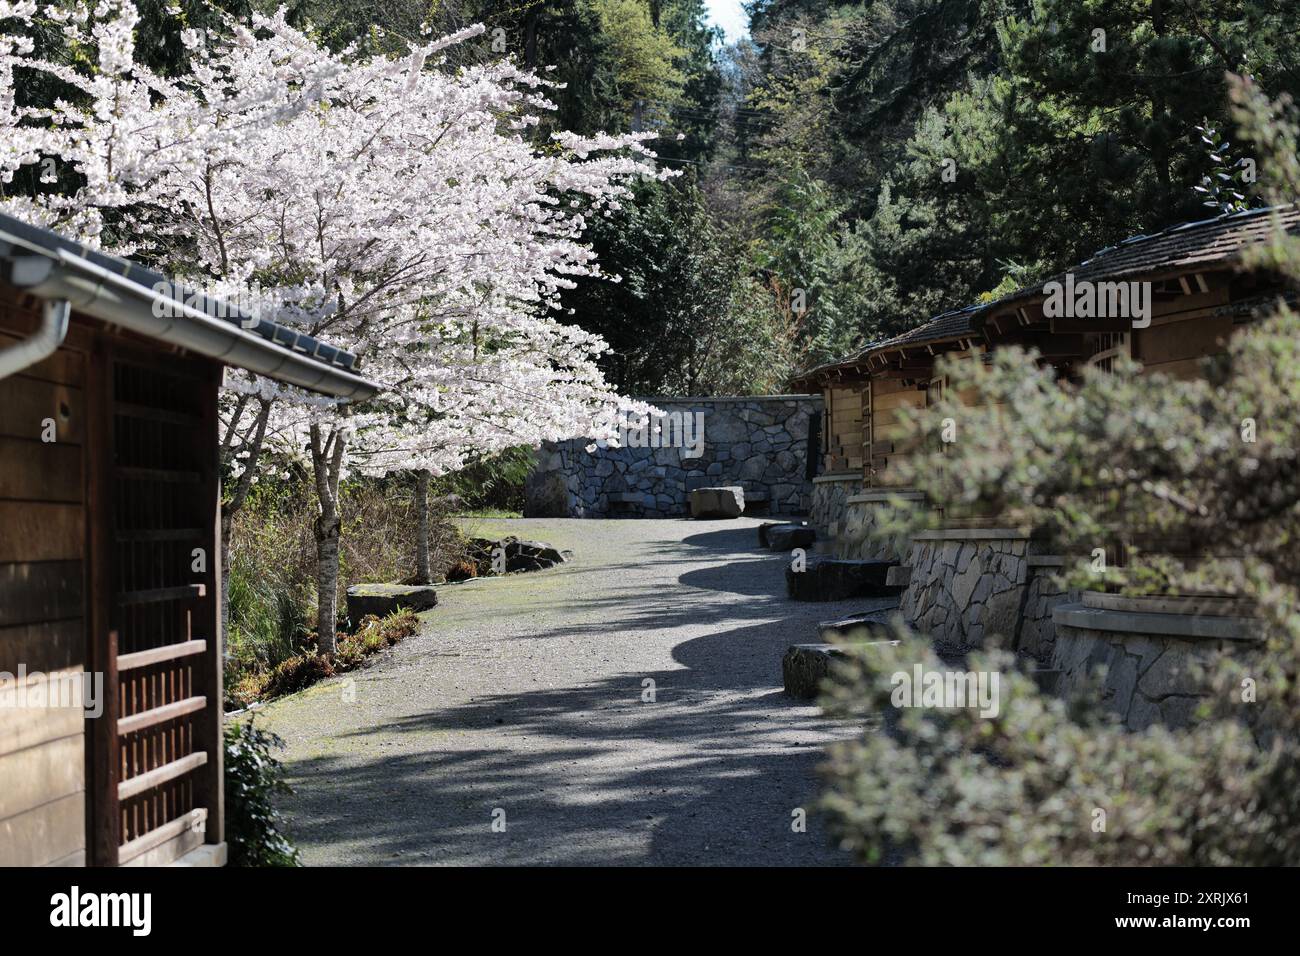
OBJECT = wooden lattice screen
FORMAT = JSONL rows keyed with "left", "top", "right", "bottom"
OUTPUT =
{"left": 88, "top": 341, "right": 222, "bottom": 866}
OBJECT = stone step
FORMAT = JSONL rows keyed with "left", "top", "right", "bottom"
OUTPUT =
{"left": 766, "top": 523, "right": 816, "bottom": 551}
{"left": 782, "top": 639, "right": 902, "bottom": 699}
{"left": 786, "top": 558, "right": 902, "bottom": 602}
{"left": 782, "top": 643, "right": 845, "bottom": 699}
{"left": 689, "top": 485, "right": 745, "bottom": 519}
{"left": 818, "top": 606, "right": 899, "bottom": 642}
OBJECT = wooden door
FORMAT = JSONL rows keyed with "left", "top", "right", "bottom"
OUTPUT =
{"left": 87, "top": 337, "right": 223, "bottom": 866}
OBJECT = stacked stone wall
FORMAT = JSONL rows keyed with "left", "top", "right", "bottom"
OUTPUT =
{"left": 525, "top": 395, "right": 821, "bottom": 518}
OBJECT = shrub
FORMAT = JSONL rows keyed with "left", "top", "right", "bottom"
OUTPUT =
{"left": 227, "top": 609, "right": 420, "bottom": 709}
{"left": 223, "top": 469, "right": 462, "bottom": 709}
{"left": 223, "top": 719, "right": 300, "bottom": 867}
{"left": 819, "top": 77, "right": 1300, "bottom": 866}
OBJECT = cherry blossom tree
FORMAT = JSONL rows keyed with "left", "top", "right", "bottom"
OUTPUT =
{"left": 1, "top": 1, "right": 664, "bottom": 652}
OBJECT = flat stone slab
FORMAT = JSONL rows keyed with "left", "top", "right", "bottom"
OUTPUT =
{"left": 1051, "top": 602, "right": 1259, "bottom": 641}
{"left": 786, "top": 558, "right": 901, "bottom": 602}
{"left": 346, "top": 583, "right": 438, "bottom": 622}
{"left": 817, "top": 606, "right": 899, "bottom": 642}
{"left": 690, "top": 485, "right": 744, "bottom": 519}
{"left": 885, "top": 565, "right": 912, "bottom": 588}
{"left": 766, "top": 523, "right": 816, "bottom": 551}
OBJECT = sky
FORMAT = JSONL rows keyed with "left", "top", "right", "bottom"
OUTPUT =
{"left": 704, "top": 0, "right": 750, "bottom": 44}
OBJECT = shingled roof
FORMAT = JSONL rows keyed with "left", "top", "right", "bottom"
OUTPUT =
{"left": 972, "top": 204, "right": 1300, "bottom": 325}
{"left": 789, "top": 304, "right": 979, "bottom": 388}
{"left": 791, "top": 205, "right": 1300, "bottom": 390}
{"left": 0, "top": 211, "right": 378, "bottom": 399}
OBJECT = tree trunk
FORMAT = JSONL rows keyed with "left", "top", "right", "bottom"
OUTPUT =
{"left": 310, "top": 422, "right": 348, "bottom": 656}
{"left": 220, "top": 510, "right": 233, "bottom": 652}
{"left": 314, "top": 511, "right": 341, "bottom": 656}
{"left": 218, "top": 397, "right": 272, "bottom": 652}
{"left": 414, "top": 469, "right": 431, "bottom": 585}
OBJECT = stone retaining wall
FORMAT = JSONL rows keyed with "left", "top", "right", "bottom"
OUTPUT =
{"left": 834, "top": 492, "right": 924, "bottom": 561}
{"left": 1049, "top": 597, "right": 1260, "bottom": 730}
{"left": 809, "top": 473, "right": 862, "bottom": 539}
{"left": 525, "top": 395, "right": 821, "bottom": 518}
{"left": 896, "top": 529, "right": 1076, "bottom": 658}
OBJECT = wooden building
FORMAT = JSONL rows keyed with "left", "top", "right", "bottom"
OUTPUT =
{"left": 794, "top": 306, "right": 981, "bottom": 491}
{"left": 971, "top": 205, "right": 1300, "bottom": 380}
{"left": 799, "top": 206, "right": 1300, "bottom": 495}
{"left": 0, "top": 212, "right": 377, "bottom": 867}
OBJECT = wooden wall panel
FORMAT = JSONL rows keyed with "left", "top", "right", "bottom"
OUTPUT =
{"left": 1137, "top": 314, "right": 1234, "bottom": 376}
{"left": 0, "top": 437, "right": 82, "bottom": 501}
{"left": 867, "top": 377, "right": 927, "bottom": 488}
{"left": 0, "top": 792, "right": 84, "bottom": 867}
{"left": 0, "top": 330, "right": 84, "bottom": 386}
{"left": 0, "top": 731, "right": 84, "bottom": 821}
{"left": 0, "top": 673, "right": 83, "bottom": 752}
{"left": 0, "top": 374, "right": 84, "bottom": 444}
{"left": 823, "top": 383, "right": 864, "bottom": 470}
{"left": 0, "top": 502, "right": 83, "bottom": 562}
{"left": 0, "top": 293, "right": 88, "bottom": 868}
{"left": 0, "top": 561, "right": 82, "bottom": 629}
{"left": 0, "top": 620, "right": 82, "bottom": 675}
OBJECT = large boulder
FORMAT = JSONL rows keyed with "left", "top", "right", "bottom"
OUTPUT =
{"left": 465, "top": 536, "right": 573, "bottom": 574}
{"left": 786, "top": 557, "right": 901, "bottom": 601}
{"left": 346, "top": 583, "right": 438, "bottom": 623}
{"left": 689, "top": 485, "right": 745, "bottom": 519}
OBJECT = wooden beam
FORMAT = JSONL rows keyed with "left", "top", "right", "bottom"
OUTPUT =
{"left": 117, "top": 695, "right": 207, "bottom": 736}
{"left": 116, "top": 639, "right": 206, "bottom": 672}
{"left": 117, "top": 808, "right": 206, "bottom": 866}
{"left": 117, "top": 751, "right": 208, "bottom": 801}
{"left": 1049, "top": 316, "right": 1135, "bottom": 333}
{"left": 86, "top": 333, "right": 118, "bottom": 867}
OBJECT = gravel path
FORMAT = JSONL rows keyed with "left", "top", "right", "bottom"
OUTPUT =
{"left": 256, "top": 517, "right": 892, "bottom": 866}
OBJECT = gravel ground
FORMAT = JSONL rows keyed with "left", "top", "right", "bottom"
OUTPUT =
{"left": 255, "top": 517, "right": 894, "bottom": 866}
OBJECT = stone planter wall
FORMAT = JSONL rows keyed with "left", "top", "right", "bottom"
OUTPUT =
{"left": 835, "top": 492, "right": 925, "bottom": 561}
{"left": 897, "top": 529, "right": 1076, "bottom": 658}
{"left": 809, "top": 473, "right": 862, "bottom": 539}
{"left": 1049, "top": 594, "right": 1260, "bottom": 730}
{"left": 525, "top": 395, "right": 821, "bottom": 518}
{"left": 1016, "top": 557, "right": 1076, "bottom": 666}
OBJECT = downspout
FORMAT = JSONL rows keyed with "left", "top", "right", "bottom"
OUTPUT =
{"left": 0, "top": 297, "right": 70, "bottom": 380}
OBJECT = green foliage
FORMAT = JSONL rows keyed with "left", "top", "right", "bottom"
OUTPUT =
{"left": 563, "top": 176, "right": 800, "bottom": 394}
{"left": 819, "top": 78, "right": 1300, "bottom": 866}
{"left": 592, "top": 0, "right": 686, "bottom": 121}
{"left": 224, "top": 473, "right": 455, "bottom": 707}
{"left": 433, "top": 445, "right": 536, "bottom": 513}
{"left": 233, "top": 609, "right": 421, "bottom": 707}
{"left": 1193, "top": 120, "right": 1259, "bottom": 215}
{"left": 223, "top": 719, "right": 300, "bottom": 867}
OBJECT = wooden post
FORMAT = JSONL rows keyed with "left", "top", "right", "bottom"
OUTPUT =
{"left": 85, "top": 334, "right": 119, "bottom": 866}
{"left": 191, "top": 362, "right": 224, "bottom": 849}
